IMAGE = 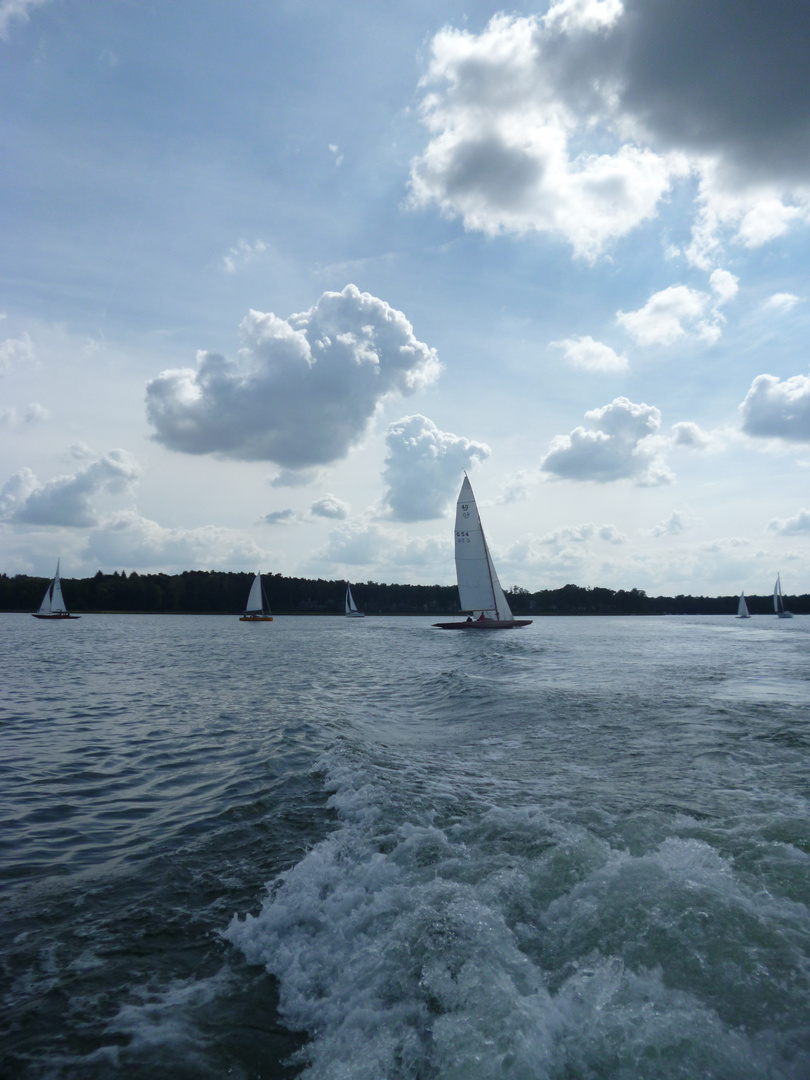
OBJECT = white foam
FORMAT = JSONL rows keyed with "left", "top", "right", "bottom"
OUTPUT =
{"left": 225, "top": 750, "right": 810, "bottom": 1079}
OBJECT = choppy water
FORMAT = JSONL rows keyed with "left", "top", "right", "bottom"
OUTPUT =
{"left": 1, "top": 612, "right": 809, "bottom": 1079}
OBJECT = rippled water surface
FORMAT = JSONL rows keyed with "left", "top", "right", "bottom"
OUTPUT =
{"left": 1, "top": 612, "right": 809, "bottom": 1078}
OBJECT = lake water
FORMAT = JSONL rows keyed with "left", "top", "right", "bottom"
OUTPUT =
{"left": 1, "top": 612, "right": 809, "bottom": 1079}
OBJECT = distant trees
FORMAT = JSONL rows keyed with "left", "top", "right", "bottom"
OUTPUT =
{"left": 1, "top": 570, "right": 806, "bottom": 616}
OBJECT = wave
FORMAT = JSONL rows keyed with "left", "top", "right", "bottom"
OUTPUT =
{"left": 225, "top": 748, "right": 809, "bottom": 1079}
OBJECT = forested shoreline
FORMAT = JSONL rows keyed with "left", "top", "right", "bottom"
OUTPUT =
{"left": 2, "top": 569, "right": 807, "bottom": 616}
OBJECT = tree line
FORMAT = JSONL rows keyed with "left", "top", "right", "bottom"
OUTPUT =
{"left": 1, "top": 569, "right": 807, "bottom": 616}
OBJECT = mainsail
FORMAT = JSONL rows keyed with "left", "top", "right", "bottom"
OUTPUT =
{"left": 345, "top": 584, "right": 364, "bottom": 616}
{"left": 454, "top": 475, "right": 513, "bottom": 621}
{"left": 243, "top": 573, "right": 271, "bottom": 617}
{"left": 39, "top": 560, "right": 67, "bottom": 615}
{"left": 773, "top": 573, "right": 792, "bottom": 618}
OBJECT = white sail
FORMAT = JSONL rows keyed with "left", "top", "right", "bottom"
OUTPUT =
{"left": 39, "top": 560, "right": 67, "bottom": 615}
{"left": 345, "top": 583, "right": 364, "bottom": 617}
{"left": 454, "top": 475, "right": 513, "bottom": 621}
{"left": 244, "top": 573, "right": 267, "bottom": 614}
{"left": 737, "top": 591, "right": 750, "bottom": 618}
{"left": 773, "top": 573, "right": 793, "bottom": 618}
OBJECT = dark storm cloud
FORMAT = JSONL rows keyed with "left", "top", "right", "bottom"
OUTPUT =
{"left": 562, "top": 0, "right": 810, "bottom": 182}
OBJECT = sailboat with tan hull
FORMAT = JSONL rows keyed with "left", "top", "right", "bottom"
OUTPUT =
{"left": 434, "top": 474, "right": 531, "bottom": 630}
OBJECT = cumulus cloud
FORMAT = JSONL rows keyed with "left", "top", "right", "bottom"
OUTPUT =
{"left": 0, "top": 450, "right": 140, "bottom": 527}
{"left": 0, "top": 0, "right": 51, "bottom": 40}
{"left": 670, "top": 421, "right": 711, "bottom": 450}
{"left": 550, "top": 335, "right": 627, "bottom": 372}
{"left": 382, "top": 414, "right": 490, "bottom": 521}
{"left": 767, "top": 509, "right": 810, "bottom": 536}
{"left": 84, "top": 511, "right": 267, "bottom": 570}
{"left": 617, "top": 270, "right": 738, "bottom": 347}
{"left": 541, "top": 396, "right": 672, "bottom": 485}
{"left": 409, "top": 10, "right": 685, "bottom": 261}
{"left": 409, "top": 3, "right": 810, "bottom": 263}
{"left": 310, "top": 494, "right": 350, "bottom": 520}
{"left": 146, "top": 285, "right": 440, "bottom": 468}
{"left": 740, "top": 372, "right": 810, "bottom": 442}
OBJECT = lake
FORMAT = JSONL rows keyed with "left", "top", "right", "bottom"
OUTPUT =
{"left": 1, "top": 612, "right": 809, "bottom": 1078}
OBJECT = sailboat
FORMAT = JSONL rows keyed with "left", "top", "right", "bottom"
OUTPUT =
{"left": 32, "top": 560, "right": 80, "bottom": 620}
{"left": 736, "top": 591, "right": 751, "bottom": 618}
{"left": 773, "top": 573, "right": 793, "bottom": 619}
{"left": 434, "top": 474, "right": 532, "bottom": 630}
{"left": 345, "top": 583, "right": 364, "bottom": 618}
{"left": 239, "top": 573, "right": 273, "bottom": 622}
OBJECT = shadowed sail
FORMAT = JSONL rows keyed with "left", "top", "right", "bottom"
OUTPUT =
{"left": 434, "top": 475, "right": 531, "bottom": 630}
{"left": 345, "top": 583, "right": 364, "bottom": 617}
{"left": 773, "top": 573, "right": 793, "bottom": 619}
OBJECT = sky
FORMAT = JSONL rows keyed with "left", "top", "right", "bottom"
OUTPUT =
{"left": 2, "top": 0, "right": 810, "bottom": 597}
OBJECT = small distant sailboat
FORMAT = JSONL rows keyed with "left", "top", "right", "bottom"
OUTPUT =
{"left": 736, "top": 591, "right": 751, "bottom": 619}
{"left": 773, "top": 573, "right": 793, "bottom": 619}
{"left": 32, "top": 560, "right": 80, "bottom": 620}
{"left": 344, "top": 583, "right": 364, "bottom": 618}
{"left": 434, "top": 474, "right": 532, "bottom": 630}
{"left": 240, "top": 573, "right": 273, "bottom": 622}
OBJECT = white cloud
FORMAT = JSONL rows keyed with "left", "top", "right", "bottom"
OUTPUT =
{"left": 0, "top": 0, "right": 51, "bottom": 40}
{"left": 310, "top": 494, "right": 350, "bottom": 520}
{"left": 84, "top": 511, "right": 268, "bottom": 571}
{"left": 763, "top": 293, "right": 802, "bottom": 313}
{"left": 0, "top": 331, "right": 35, "bottom": 374}
{"left": 223, "top": 238, "right": 268, "bottom": 274}
{"left": 410, "top": 5, "right": 810, "bottom": 265}
{"left": 382, "top": 414, "right": 490, "bottom": 521}
{"left": 671, "top": 421, "right": 711, "bottom": 450}
{"left": 685, "top": 171, "right": 810, "bottom": 269}
{"left": 617, "top": 270, "right": 737, "bottom": 347}
{"left": 541, "top": 396, "right": 673, "bottom": 485}
{"left": 550, "top": 335, "right": 628, "bottom": 372}
{"left": 651, "top": 511, "right": 689, "bottom": 537}
{"left": 408, "top": 13, "right": 685, "bottom": 261}
{"left": 146, "top": 285, "right": 441, "bottom": 468}
{"left": 740, "top": 372, "right": 810, "bottom": 442}
{"left": 767, "top": 509, "right": 810, "bottom": 536}
{"left": 0, "top": 450, "right": 140, "bottom": 527}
